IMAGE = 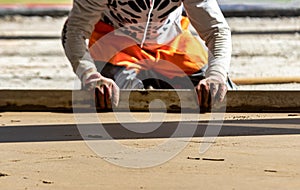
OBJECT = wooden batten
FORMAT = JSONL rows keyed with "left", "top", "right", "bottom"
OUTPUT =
{"left": 0, "top": 90, "right": 300, "bottom": 112}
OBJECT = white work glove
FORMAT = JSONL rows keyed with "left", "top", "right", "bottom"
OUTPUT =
{"left": 195, "top": 76, "right": 227, "bottom": 111}
{"left": 82, "top": 69, "right": 120, "bottom": 110}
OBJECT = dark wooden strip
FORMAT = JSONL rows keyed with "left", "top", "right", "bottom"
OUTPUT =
{"left": 0, "top": 90, "right": 300, "bottom": 112}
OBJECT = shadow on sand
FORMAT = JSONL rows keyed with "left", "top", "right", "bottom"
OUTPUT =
{"left": 0, "top": 118, "right": 299, "bottom": 143}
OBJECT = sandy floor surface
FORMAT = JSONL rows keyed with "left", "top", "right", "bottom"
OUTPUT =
{"left": 0, "top": 112, "right": 300, "bottom": 189}
{"left": 0, "top": 16, "right": 300, "bottom": 189}
{"left": 0, "top": 16, "right": 299, "bottom": 90}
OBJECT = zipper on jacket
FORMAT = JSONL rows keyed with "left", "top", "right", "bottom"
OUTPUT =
{"left": 140, "top": 0, "right": 155, "bottom": 48}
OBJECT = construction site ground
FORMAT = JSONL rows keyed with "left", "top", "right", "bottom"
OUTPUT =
{"left": 0, "top": 112, "right": 300, "bottom": 189}
{"left": 0, "top": 14, "right": 300, "bottom": 190}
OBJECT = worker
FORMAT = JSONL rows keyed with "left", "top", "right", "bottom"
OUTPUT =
{"left": 62, "top": 0, "right": 233, "bottom": 110}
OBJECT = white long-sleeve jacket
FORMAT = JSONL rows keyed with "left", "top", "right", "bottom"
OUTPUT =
{"left": 62, "top": 0, "right": 231, "bottom": 83}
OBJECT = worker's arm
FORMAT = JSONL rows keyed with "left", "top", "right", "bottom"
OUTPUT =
{"left": 62, "top": 0, "right": 105, "bottom": 78}
{"left": 62, "top": 0, "right": 119, "bottom": 108}
{"left": 183, "top": 0, "right": 231, "bottom": 108}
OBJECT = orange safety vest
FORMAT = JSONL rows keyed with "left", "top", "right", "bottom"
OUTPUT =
{"left": 89, "top": 17, "right": 208, "bottom": 79}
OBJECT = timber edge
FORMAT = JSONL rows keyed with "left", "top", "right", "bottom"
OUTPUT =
{"left": 0, "top": 90, "right": 300, "bottom": 113}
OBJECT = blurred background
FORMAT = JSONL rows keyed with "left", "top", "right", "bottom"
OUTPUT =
{"left": 0, "top": 0, "right": 299, "bottom": 90}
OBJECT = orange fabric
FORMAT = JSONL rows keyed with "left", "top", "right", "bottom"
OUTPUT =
{"left": 89, "top": 17, "right": 208, "bottom": 79}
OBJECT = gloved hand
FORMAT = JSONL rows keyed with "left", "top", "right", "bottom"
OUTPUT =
{"left": 195, "top": 76, "right": 227, "bottom": 111}
{"left": 82, "top": 69, "right": 120, "bottom": 110}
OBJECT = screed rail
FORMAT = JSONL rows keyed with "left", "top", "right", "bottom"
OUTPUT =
{"left": 0, "top": 90, "right": 300, "bottom": 112}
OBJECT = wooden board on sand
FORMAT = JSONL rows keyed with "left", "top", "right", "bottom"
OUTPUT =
{"left": 0, "top": 89, "right": 300, "bottom": 112}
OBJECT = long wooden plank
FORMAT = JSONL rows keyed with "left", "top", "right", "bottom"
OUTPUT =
{"left": 226, "top": 90, "right": 300, "bottom": 112}
{"left": 232, "top": 77, "right": 300, "bottom": 85}
{"left": 0, "top": 90, "right": 300, "bottom": 112}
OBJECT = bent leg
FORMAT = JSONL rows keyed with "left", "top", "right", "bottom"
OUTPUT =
{"left": 95, "top": 61, "right": 144, "bottom": 89}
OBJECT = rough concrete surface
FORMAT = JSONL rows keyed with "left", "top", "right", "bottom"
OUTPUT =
{"left": 0, "top": 112, "right": 300, "bottom": 189}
